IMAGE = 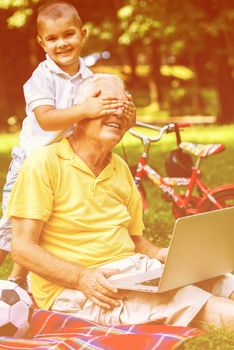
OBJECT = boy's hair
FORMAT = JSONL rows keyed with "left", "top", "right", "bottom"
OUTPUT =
{"left": 74, "top": 74, "right": 125, "bottom": 105}
{"left": 37, "top": 1, "right": 83, "bottom": 35}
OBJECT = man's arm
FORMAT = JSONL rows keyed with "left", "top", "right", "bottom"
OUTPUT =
{"left": 131, "top": 235, "right": 168, "bottom": 263}
{"left": 11, "top": 218, "right": 82, "bottom": 288}
{"left": 11, "top": 217, "right": 122, "bottom": 309}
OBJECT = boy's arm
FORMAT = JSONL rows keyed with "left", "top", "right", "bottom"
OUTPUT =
{"left": 34, "top": 104, "right": 89, "bottom": 131}
{"left": 34, "top": 90, "right": 123, "bottom": 131}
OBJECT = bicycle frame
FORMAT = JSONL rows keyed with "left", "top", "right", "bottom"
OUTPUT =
{"left": 134, "top": 147, "right": 225, "bottom": 215}
{"left": 129, "top": 121, "right": 234, "bottom": 217}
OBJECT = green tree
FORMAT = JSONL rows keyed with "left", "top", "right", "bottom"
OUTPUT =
{"left": 0, "top": 0, "right": 40, "bottom": 129}
{"left": 1, "top": 0, "right": 234, "bottom": 125}
{"left": 116, "top": 0, "right": 234, "bottom": 122}
{"left": 195, "top": 0, "right": 234, "bottom": 123}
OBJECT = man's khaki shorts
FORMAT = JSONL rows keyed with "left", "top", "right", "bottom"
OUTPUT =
{"left": 51, "top": 254, "right": 234, "bottom": 326}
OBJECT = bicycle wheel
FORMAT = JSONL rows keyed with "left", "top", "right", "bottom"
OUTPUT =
{"left": 199, "top": 188, "right": 234, "bottom": 212}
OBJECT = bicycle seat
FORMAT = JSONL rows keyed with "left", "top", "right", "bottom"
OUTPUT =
{"left": 179, "top": 142, "right": 225, "bottom": 158}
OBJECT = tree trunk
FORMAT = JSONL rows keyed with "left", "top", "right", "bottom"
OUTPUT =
{"left": 216, "top": 44, "right": 234, "bottom": 123}
{"left": 188, "top": 49, "right": 201, "bottom": 114}
{"left": 125, "top": 45, "right": 138, "bottom": 85}
{"left": 146, "top": 40, "right": 163, "bottom": 110}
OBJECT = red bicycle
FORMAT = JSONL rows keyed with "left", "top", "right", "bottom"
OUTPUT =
{"left": 128, "top": 121, "right": 234, "bottom": 218}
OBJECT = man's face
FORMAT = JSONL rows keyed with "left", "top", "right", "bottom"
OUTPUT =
{"left": 78, "top": 79, "right": 129, "bottom": 146}
{"left": 38, "top": 15, "right": 86, "bottom": 76}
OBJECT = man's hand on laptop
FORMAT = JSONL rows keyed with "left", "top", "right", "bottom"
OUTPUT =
{"left": 156, "top": 247, "right": 169, "bottom": 263}
{"left": 78, "top": 268, "right": 124, "bottom": 310}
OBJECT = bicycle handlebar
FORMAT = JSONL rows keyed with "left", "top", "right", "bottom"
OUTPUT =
{"left": 128, "top": 121, "right": 191, "bottom": 143}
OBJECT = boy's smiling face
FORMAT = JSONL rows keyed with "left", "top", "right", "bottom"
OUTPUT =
{"left": 38, "top": 15, "right": 86, "bottom": 76}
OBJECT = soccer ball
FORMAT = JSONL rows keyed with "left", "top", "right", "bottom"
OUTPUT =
{"left": 0, "top": 280, "right": 32, "bottom": 338}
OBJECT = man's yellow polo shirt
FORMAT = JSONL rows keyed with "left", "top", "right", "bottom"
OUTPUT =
{"left": 8, "top": 138, "right": 144, "bottom": 309}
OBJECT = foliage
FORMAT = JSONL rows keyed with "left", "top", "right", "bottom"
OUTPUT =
{"left": 116, "top": 0, "right": 234, "bottom": 119}
{"left": 1, "top": 0, "right": 234, "bottom": 126}
{"left": 0, "top": 0, "right": 34, "bottom": 28}
{"left": 177, "top": 326, "right": 234, "bottom": 350}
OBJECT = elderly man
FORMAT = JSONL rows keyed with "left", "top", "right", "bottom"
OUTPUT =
{"left": 8, "top": 74, "right": 234, "bottom": 329}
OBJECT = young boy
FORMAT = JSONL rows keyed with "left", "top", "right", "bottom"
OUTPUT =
{"left": 0, "top": 0, "right": 135, "bottom": 287}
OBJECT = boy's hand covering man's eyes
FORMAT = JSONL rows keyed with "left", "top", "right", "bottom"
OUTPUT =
{"left": 75, "top": 89, "right": 123, "bottom": 119}
{"left": 123, "top": 91, "right": 136, "bottom": 128}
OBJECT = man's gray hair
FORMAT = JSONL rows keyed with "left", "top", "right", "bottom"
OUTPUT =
{"left": 74, "top": 73, "right": 125, "bottom": 104}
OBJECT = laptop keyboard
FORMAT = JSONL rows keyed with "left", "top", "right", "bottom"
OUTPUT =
{"left": 137, "top": 277, "right": 161, "bottom": 287}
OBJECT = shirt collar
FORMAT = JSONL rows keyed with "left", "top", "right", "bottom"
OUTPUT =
{"left": 45, "top": 54, "right": 92, "bottom": 79}
{"left": 54, "top": 138, "right": 115, "bottom": 179}
{"left": 77, "top": 57, "right": 93, "bottom": 79}
{"left": 54, "top": 138, "right": 74, "bottom": 159}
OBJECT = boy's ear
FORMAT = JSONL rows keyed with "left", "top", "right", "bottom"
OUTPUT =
{"left": 81, "top": 28, "right": 87, "bottom": 47}
{"left": 37, "top": 36, "right": 46, "bottom": 52}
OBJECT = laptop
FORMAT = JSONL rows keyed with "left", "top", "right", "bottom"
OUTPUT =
{"left": 109, "top": 207, "right": 234, "bottom": 293}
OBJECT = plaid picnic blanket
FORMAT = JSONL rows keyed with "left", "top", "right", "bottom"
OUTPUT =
{"left": 0, "top": 309, "right": 203, "bottom": 350}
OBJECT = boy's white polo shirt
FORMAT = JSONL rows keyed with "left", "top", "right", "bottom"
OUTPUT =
{"left": 20, "top": 55, "right": 93, "bottom": 156}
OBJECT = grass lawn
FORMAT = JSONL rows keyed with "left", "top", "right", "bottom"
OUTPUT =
{"left": 0, "top": 125, "right": 234, "bottom": 349}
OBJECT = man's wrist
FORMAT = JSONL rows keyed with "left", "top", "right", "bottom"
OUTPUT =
{"left": 155, "top": 247, "right": 168, "bottom": 263}
{"left": 75, "top": 266, "right": 88, "bottom": 289}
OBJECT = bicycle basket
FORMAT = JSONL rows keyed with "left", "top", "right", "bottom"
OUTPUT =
{"left": 165, "top": 149, "right": 193, "bottom": 177}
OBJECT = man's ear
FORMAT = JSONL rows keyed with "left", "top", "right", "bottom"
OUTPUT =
{"left": 37, "top": 36, "right": 46, "bottom": 52}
